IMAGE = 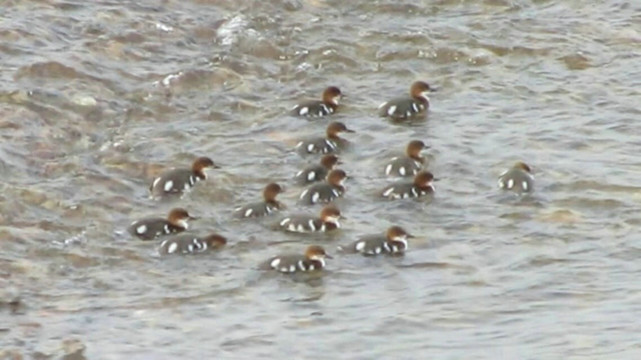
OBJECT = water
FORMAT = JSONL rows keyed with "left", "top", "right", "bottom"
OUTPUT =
{"left": 2, "top": 0, "right": 641, "bottom": 358}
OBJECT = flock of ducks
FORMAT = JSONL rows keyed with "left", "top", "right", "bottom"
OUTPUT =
{"left": 127, "top": 81, "right": 535, "bottom": 274}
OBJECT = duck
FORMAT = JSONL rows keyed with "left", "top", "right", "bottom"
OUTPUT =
{"left": 378, "top": 81, "right": 435, "bottom": 121}
{"left": 381, "top": 170, "right": 435, "bottom": 200}
{"left": 342, "top": 226, "right": 414, "bottom": 256}
{"left": 291, "top": 86, "right": 343, "bottom": 118}
{"left": 299, "top": 169, "right": 347, "bottom": 205}
{"left": 278, "top": 204, "right": 343, "bottom": 233}
{"left": 128, "top": 208, "right": 196, "bottom": 240}
{"left": 150, "top": 156, "right": 219, "bottom": 198}
{"left": 159, "top": 233, "right": 227, "bottom": 255}
{"left": 294, "top": 154, "right": 341, "bottom": 185}
{"left": 295, "top": 121, "right": 355, "bottom": 155}
{"left": 234, "top": 183, "right": 285, "bottom": 218}
{"left": 384, "top": 140, "right": 429, "bottom": 177}
{"left": 498, "top": 161, "right": 534, "bottom": 194}
{"left": 261, "top": 245, "right": 332, "bottom": 273}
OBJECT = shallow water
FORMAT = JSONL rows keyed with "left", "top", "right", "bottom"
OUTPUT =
{"left": 2, "top": 0, "right": 641, "bottom": 358}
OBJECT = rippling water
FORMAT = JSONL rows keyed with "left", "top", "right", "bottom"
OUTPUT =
{"left": 2, "top": 0, "right": 641, "bottom": 358}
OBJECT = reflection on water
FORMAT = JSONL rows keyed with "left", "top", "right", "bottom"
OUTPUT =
{"left": 2, "top": 0, "right": 641, "bottom": 358}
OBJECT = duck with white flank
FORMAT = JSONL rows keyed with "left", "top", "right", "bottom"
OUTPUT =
{"left": 294, "top": 154, "right": 341, "bottom": 185}
{"left": 378, "top": 81, "right": 436, "bottom": 121}
{"left": 299, "top": 169, "right": 347, "bottom": 205}
{"left": 384, "top": 140, "right": 429, "bottom": 177}
{"left": 295, "top": 121, "right": 355, "bottom": 155}
{"left": 150, "top": 156, "right": 219, "bottom": 198}
{"left": 234, "top": 183, "right": 285, "bottom": 218}
{"left": 262, "top": 245, "right": 332, "bottom": 273}
{"left": 159, "top": 233, "right": 227, "bottom": 255}
{"left": 342, "top": 226, "right": 414, "bottom": 256}
{"left": 128, "top": 208, "right": 196, "bottom": 240}
{"left": 498, "top": 162, "right": 534, "bottom": 194}
{"left": 278, "top": 204, "right": 343, "bottom": 233}
{"left": 381, "top": 170, "right": 435, "bottom": 200}
{"left": 291, "top": 86, "right": 343, "bottom": 118}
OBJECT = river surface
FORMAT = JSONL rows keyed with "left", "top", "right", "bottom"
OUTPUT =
{"left": 2, "top": 0, "right": 641, "bottom": 358}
